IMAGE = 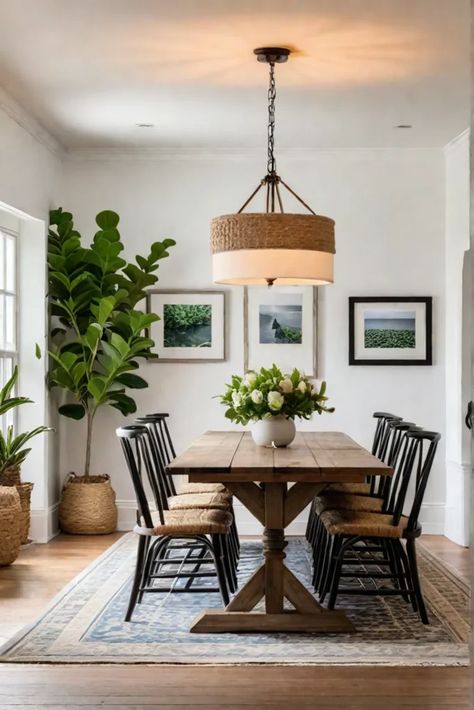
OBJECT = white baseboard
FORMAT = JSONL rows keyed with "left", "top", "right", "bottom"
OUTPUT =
{"left": 116, "top": 499, "right": 138, "bottom": 531}
{"left": 29, "top": 503, "right": 59, "bottom": 543}
{"left": 419, "top": 502, "right": 445, "bottom": 535}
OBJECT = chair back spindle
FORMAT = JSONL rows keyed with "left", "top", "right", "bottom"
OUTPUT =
{"left": 387, "top": 430, "right": 440, "bottom": 530}
{"left": 116, "top": 426, "right": 162, "bottom": 527}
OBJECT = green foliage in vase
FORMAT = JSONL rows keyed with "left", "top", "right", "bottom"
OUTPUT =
{"left": 0, "top": 366, "right": 51, "bottom": 473}
{"left": 47, "top": 207, "right": 176, "bottom": 478}
{"left": 218, "top": 364, "right": 334, "bottom": 426}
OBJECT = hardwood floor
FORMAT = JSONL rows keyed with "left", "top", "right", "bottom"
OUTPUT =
{"left": 0, "top": 533, "right": 471, "bottom": 710}
{"left": 0, "top": 532, "right": 123, "bottom": 647}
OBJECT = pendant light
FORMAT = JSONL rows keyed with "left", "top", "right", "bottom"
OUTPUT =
{"left": 211, "top": 47, "right": 335, "bottom": 286}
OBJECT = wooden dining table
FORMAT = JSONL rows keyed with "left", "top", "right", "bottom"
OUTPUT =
{"left": 167, "top": 430, "right": 393, "bottom": 634}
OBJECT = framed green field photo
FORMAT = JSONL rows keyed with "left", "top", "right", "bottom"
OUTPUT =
{"left": 147, "top": 290, "right": 225, "bottom": 362}
{"left": 349, "top": 297, "right": 432, "bottom": 366}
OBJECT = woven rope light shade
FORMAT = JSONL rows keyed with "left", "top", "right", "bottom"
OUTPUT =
{"left": 211, "top": 212, "right": 335, "bottom": 285}
{"left": 210, "top": 48, "right": 336, "bottom": 287}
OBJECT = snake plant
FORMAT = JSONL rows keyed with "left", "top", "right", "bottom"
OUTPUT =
{"left": 0, "top": 366, "right": 52, "bottom": 474}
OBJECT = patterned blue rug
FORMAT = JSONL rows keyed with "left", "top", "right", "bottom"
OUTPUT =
{"left": 0, "top": 535, "right": 469, "bottom": 665}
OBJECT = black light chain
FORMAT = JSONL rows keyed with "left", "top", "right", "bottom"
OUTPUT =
{"left": 267, "top": 61, "right": 276, "bottom": 176}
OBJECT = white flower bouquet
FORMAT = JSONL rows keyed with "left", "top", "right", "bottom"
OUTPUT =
{"left": 218, "top": 364, "right": 334, "bottom": 426}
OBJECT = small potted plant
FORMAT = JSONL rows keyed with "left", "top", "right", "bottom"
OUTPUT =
{"left": 0, "top": 366, "right": 52, "bottom": 543}
{"left": 48, "top": 208, "right": 175, "bottom": 534}
{"left": 218, "top": 364, "right": 334, "bottom": 447}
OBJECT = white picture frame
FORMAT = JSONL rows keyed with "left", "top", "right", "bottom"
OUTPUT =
{"left": 244, "top": 286, "right": 317, "bottom": 376}
{"left": 147, "top": 290, "right": 225, "bottom": 362}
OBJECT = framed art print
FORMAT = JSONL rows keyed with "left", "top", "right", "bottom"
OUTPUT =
{"left": 349, "top": 296, "right": 432, "bottom": 365}
{"left": 147, "top": 290, "right": 225, "bottom": 362}
{"left": 244, "top": 286, "right": 317, "bottom": 375}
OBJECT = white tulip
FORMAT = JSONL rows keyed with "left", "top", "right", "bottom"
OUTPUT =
{"left": 232, "top": 391, "right": 242, "bottom": 407}
{"left": 244, "top": 371, "right": 257, "bottom": 387}
{"left": 279, "top": 378, "right": 293, "bottom": 394}
{"left": 268, "top": 390, "right": 284, "bottom": 411}
{"left": 298, "top": 380, "right": 307, "bottom": 394}
{"left": 251, "top": 389, "right": 264, "bottom": 405}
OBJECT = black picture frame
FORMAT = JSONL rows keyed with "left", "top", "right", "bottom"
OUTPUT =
{"left": 349, "top": 296, "right": 432, "bottom": 366}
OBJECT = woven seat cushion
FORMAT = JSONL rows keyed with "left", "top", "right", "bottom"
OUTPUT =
{"left": 327, "top": 482, "right": 371, "bottom": 495}
{"left": 176, "top": 482, "right": 227, "bottom": 495}
{"left": 315, "top": 492, "right": 384, "bottom": 515}
{"left": 154, "top": 508, "right": 232, "bottom": 536}
{"left": 320, "top": 509, "right": 408, "bottom": 538}
{"left": 168, "top": 491, "right": 231, "bottom": 511}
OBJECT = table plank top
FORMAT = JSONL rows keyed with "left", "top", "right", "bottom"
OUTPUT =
{"left": 167, "top": 431, "right": 393, "bottom": 483}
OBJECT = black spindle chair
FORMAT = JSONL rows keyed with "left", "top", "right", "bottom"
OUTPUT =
{"left": 318, "top": 429, "right": 440, "bottom": 623}
{"left": 138, "top": 413, "right": 240, "bottom": 557}
{"left": 305, "top": 412, "right": 402, "bottom": 544}
{"left": 117, "top": 425, "right": 233, "bottom": 622}
{"left": 134, "top": 418, "right": 239, "bottom": 595}
{"left": 310, "top": 419, "right": 417, "bottom": 593}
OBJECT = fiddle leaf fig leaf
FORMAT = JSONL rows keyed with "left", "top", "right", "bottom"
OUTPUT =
{"left": 95, "top": 210, "right": 120, "bottom": 230}
{"left": 58, "top": 404, "right": 86, "bottom": 420}
{"left": 116, "top": 373, "right": 148, "bottom": 389}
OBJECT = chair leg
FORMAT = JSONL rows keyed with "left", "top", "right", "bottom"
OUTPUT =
{"left": 317, "top": 527, "right": 335, "bottom": 599}
{"left": 327, "top": 537, "right": 353, "bottom": 610}
{"left": 211, "top": 534, "right": 230, "bottom": 606}
{"left": 406, "top": 538, "right": 429, "bottom": 624}
{"left": 387, "top": 539, "right": 410, "bottom": 603}
{"left": 137, "top": 537, "right": 162, "bottom": 603}
{"left": 305, "top": 499, "right": 316, "bottom": 541}
{"left": 311, "top": 518, "right": 326, "bottom": 589}
{"left": 125, "top": 534, "right": 148, "bottom": 622}
{"left": 222, "top": 534, "right": 238, "bottom": 593}
{"left": 230, "top": 513, "right": 240, "bottom": 555}
{"left": 320, "top": 535, "right": 341, "bottom": 603}
{"left": 395, "top": 539, "right": 418, "bottom": 613}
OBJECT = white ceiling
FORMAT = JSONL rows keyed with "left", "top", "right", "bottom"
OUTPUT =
{"left": 0, "top": 0, "right": 470, "bottom": 152}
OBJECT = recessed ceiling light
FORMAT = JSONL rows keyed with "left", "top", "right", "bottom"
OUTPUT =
{"left": 394, "top": 124, "right": 412, "bottom": 129}
{"left": 136, "top": 123, "right": 154, "bottom": 128}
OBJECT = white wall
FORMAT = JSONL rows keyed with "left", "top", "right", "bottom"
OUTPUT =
{"left": 59, "top": 148, "right": 447, "bottom": 534}
{"left": 0, "top": 91, "right": 63, "bottom": 540}
{"left": 444, "top": 130, "right": 471, "bottom": 545}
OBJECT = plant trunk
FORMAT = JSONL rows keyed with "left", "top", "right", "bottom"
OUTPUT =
{"left": 84, "top": 410, "right": 95, "bottom": 480}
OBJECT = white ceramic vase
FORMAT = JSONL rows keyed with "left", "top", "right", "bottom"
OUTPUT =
{"left": 251, "top": 415, "right": 296, "bottom": 448}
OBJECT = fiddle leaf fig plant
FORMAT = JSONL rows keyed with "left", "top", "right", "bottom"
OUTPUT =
{"left": 48, "top": 208, "right": 175, "bottom": 479}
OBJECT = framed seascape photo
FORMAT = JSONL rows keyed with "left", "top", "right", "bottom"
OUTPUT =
{"left": 146, "top": 290, "right": 225, "bottom": 362}
{"left": 349, "top": 297, "right": 432, "bottom": 366}
{"left": 244, "top": 286, "right": 317, "bottom": 375}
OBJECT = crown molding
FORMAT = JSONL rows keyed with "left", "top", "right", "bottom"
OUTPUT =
{"left": 0, "top": 87, "right": 64, "bottom": 158}
{"left": 64, "top": 144, "right": 445, "bottom": 162}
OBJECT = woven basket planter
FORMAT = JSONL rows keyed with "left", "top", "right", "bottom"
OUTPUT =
{"left": 0, "top": 486, "right": 22, "bottom": 565}
{"left": 0, "top": 464, "right": 21, "bottom": 486}
{"left": 59, "top": 474, "right": 117, "bottom": 535}
{"left": 15, "top": 482, "right": 34, "bottom": 544}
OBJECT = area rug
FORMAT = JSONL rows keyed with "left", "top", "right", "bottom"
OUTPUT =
{"left": 0, "top": 534, "right": 469, "bottom": 665}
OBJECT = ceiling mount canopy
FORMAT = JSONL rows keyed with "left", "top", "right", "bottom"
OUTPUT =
{"left": 211, "top": 46, "right": 335, "bottom": 287}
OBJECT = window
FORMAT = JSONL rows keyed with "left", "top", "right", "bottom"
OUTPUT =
{"left": 0, "top": 227, "right": 17, "bottom": 418}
